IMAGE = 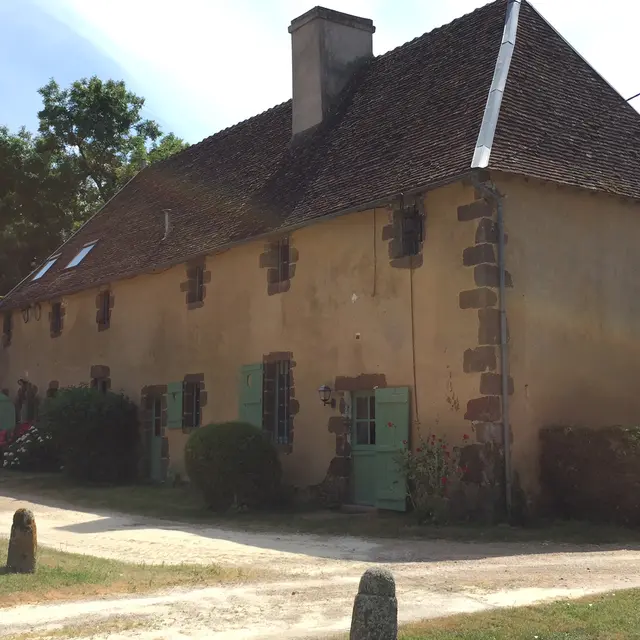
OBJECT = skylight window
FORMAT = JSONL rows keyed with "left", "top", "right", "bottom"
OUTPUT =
{"left": 32, "top": 257, "right": 59, "bottom": 281}
{"left": 66, "top": 242, "right": 97, "bottom": 268}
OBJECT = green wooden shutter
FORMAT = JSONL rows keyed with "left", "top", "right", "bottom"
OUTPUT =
{"left": 0, "top": 392, "right": 15, "bottom": 432}
{"left": 166, "top": 382, "right": 184, "bottom": 430}
{"left": 239, "top": 363, "right": 263, "bottom": 429}
{"left": 374, "top": 387, "right": 410, "bottom": 512}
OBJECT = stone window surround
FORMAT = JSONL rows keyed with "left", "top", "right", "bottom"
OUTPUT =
{"left": 181, "top": 374, "right": 208, "bottom": 432}
{"left": 95, "top": 288, "right": 114, "bottom": 331}
{"left": 262, "top": 352, "right": 299, "bottom": 453}
{"left": 259, "top": 236, "right": 299, "bottom": 296}
{"left": 382, "top": 197, "right": 426, "bottom": 268}
{"left": 180, "top": 260, "right": 211, "bottom": 310}
{"left": 90, "top": 364, "right": 111, "bottom": 392}
{"left": 49, "top": 301, "right": 65, "bottom": 338}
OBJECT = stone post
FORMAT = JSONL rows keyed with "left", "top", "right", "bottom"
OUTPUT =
{"left": 6, "top": 508, "right": 37, "bottom": 574}
{"left": 350, "top": 567, "right": 398, "bottom": 640}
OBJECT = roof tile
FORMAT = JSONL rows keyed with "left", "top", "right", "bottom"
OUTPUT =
{"left": 3, "top": 0, "right": 639, "bottom": 310}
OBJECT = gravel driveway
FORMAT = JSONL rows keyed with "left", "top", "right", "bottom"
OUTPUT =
{"left": 1, "top": 494, "right": 640, "bottom": 639}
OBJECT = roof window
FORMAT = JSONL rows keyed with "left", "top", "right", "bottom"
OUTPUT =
{"left": 66, "top": 242, "right": 97, "bottom": 268}
{"left": 32, "top": 256, "right": 59, "bottom": 281}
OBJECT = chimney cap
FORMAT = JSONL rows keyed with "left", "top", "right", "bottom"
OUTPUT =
{"left": 289, "top": 6, "right": 375, "bottom": 34}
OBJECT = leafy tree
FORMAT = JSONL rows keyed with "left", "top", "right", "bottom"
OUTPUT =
{"left": 38, "top": 76, "right": 188, "bottom": 202}
{"left": 0, "top": 76, "right": 188, "bottom": 296}
{"left": 0, "top": 127, "right": 83, "bottom": 295}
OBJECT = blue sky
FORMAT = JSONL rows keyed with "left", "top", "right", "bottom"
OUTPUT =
{"left": 1, "top": 0, "right": 638, "bottom": 144}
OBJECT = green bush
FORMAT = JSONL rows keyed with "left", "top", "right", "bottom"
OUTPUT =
{"left": 185, "top": 421, "right": 282, "bottom": 511}
{"left": 43, "top": 386, "right": 140, "bottom": 484}
{"left": 540, "top": 425, "right": 640, "bottom": 525}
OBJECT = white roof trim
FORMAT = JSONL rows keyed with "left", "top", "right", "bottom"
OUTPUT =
{"left": 471, "top": 0, "right": 522, "bottom": 169}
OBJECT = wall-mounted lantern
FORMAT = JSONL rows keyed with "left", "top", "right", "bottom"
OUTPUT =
{"left": 318, "top": 384, "right": 335, "bottom": 408}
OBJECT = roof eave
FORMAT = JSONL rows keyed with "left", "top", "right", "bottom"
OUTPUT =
{"left": 0, "top": 170, "right": 479, "bottom": 312}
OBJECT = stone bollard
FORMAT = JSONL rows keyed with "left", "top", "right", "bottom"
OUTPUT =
{"left": 6, "top": 508, "right": 37, "bottom": 574}
{"left": 350, "top": 567, "right": 398, "bottom": 640}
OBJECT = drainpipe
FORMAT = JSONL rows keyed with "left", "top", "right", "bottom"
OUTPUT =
{"left": 472, "top": 176, "right": 512, "bottom": 517}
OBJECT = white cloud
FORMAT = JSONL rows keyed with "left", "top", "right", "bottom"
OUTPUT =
{"left": 35, "top": 0, "right": 639, "bottom": 142}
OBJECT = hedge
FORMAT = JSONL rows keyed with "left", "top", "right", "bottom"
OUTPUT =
{"left": 540, "top": 425, "right": 640, "bottom": 525}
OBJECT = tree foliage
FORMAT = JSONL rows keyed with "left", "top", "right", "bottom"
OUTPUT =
{"left": 0, "top": 76, "right": 188, "bottom": 296}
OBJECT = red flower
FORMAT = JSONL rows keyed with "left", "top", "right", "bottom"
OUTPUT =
{"left": 463, "top": 434, "right": 470, "bottom": 441}
{"left": 387, "top": 422, "right": 394, "bottom": 428}
{"left": 441, "top": 444, "right": 446, "bottom": 450}
{"left": 416, "top": 447, "right": 422, "bottom": 453}
{"left": 441, "top": 477, "right": 447, "bottom": 485}
{"left": 402, "top": 439, "right": 407, "bottom": 445}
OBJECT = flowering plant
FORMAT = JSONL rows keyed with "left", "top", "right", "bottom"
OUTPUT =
{"left": 398, "top": 431, "right": 469, "bottom": 523}
{"left": 2, "top": 424, "right": 59, "bottom": 472}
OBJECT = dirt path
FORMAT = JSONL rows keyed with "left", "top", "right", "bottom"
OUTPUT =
{"left": 1, "top": 494, "right": 640, "bottom": 639}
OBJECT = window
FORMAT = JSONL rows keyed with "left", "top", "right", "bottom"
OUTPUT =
{"left": 399, "top": 205, "right": 424, "bottom": 257}
{"left": 66, "top": 242, "right": 97, "bottom": 268}
{"left": 264, "top": 359, "right": 291, "bottom": 444}
{"left": 277, "top": 238, "right": 290, "bottom": 282}
{"left": 183, "top": 382, "right": 201, "bottom": 428}
{"left": 194, "top": 266, "right": 204, "bottom": 303}
{"left": 2, "top": 312, "right": 12, "bottom": 345}
{"left": 152, "top": 397, "right": 162, "bottom": 437}
{"left": 353, "top": 391, "right": 376, "bottom": 445}
{"left": 32, "top": 257, "right": 59, "bottom": 281}
{"left": 50, "top": 302, "right": 62, "bottom": 335}
{"left": 97, "top": 291, "right": 110, "bottom": 328}
{"left": 91, "top": 377, "right": 109, "bottom": 393}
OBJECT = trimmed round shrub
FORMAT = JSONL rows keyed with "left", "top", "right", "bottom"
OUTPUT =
{"left": 43, "top": 386, "right": 139, "bottom": 484}
{"left": 185, "top": 421, "right": 282, "bottom": 511}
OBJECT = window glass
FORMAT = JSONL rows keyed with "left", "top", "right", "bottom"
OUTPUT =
{"left": 66, "top": 242, "right": 97, "bottom": 268}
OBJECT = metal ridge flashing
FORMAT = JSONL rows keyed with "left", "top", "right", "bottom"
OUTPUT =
{"left": 471, "top": 0, "right": 522, "bottom": 169}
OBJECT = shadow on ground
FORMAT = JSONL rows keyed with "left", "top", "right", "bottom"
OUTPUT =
{"left": 1, "top": 471, "right": 639, "bottom": 566}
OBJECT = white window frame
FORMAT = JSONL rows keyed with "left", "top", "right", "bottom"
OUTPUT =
{"left": 32, "top": 255, "right": 60, "bottom": 281}
{"left": 66, "top": 241, "right": 98, "bottom": 269}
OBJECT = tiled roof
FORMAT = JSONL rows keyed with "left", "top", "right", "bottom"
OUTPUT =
{"left": 2, "top": 0, "right": 639, "bottom": 310}
{"left": 491, "top": 2, "right": 640, "bottom": 196}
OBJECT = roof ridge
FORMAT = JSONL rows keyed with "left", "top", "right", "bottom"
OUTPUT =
{"left": 154, "top": 1, "right": 506, "bottom": 172}
{"left": 525, "top": 0, "right": 640, "bottom": 118}
{"left": 171, "top": 100, "right": 291, "bottom": 161}
{"left": 471, "top": 0, "right": 522, "bottom": 168}
{"left": 193, "top": 99, "right": 292, "bottom": 146}
{"left": 373, "top": 0, "right": 506, "bottom": 62}
{"left": 146, "top": 100, "right": 293, "bottom": 175}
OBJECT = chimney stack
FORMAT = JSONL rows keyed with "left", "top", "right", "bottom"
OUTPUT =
{"left": 289, "top": 7, "right": 375, "bottom": 138}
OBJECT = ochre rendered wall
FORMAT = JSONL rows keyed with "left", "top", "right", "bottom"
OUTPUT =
{"left": 498, "top": 175, "right": 640, "bottom": 498}
{"left": 0, "top": 181, "right": 481, "bottom": 493}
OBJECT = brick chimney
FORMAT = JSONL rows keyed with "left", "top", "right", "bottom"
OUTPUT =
{"left": 289, "top": 7, "right": 375, "bottom": 138}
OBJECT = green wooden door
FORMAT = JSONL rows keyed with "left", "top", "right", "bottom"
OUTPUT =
{"left": 166, "top": 382, "right": 184, "bottom": 430}
{"left": 351, "top": 391, "right": 377, "bottom": 506}
{"left": 239, "top": 364, "right": 263, "bottom": 428}
{"left": 0, "top": 392, "right": 15, "bottom": 432}
{"left": 149, "top": 397, "right": 163, "bottom": 482}
{"left": 374, "top": 387, "right": 410, "bottom": 512}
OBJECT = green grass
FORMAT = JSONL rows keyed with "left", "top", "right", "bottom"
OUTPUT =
{"left": 397, "top": 590, "right": 640, "bottom": 639}
{"left": 4, "top": 617, "right": 150, "bottom": 640}
{"left": 0, "top": 537, "right": 260, "bottom": 607}
{"left": 1, "top": 470, "right": 639, "bottom": 544}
